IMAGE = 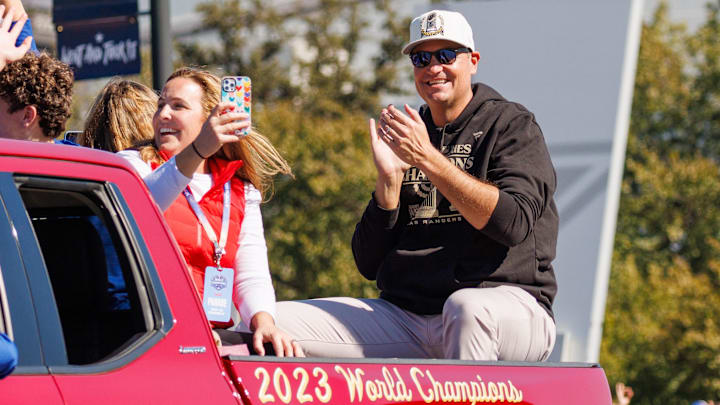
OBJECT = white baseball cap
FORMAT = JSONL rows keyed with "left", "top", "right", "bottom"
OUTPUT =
{"left": 402, "top": 10, "right": 475, "bottom": 55}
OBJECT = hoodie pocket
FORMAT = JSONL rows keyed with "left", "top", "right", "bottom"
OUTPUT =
{"left": 377, "top": 246, "right": 459, "bottom": 297}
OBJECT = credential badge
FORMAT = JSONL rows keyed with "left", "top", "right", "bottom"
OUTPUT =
{"left": 421, "top": 12, "right": 444, "bottom": 37}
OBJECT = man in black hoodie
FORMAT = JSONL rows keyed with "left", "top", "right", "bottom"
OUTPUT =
{"left": 276, "top": 9, "right": 557, "bottom": 361}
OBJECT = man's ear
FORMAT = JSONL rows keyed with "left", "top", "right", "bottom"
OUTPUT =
{"left": 21, "top": 105, "right": 39, "bottom": 128}
{"left": 470, "top": 51, "right": 481, "bottom": 73}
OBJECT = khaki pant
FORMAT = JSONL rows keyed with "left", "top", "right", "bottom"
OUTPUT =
{"left": 272, "top": 286, "right": 555, "bottom": 361}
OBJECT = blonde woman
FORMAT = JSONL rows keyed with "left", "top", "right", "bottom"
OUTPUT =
{"left": 118, "top": 67, "right": 301, "bottom": 357}
{"left": 78, "top": 79, "right": 157, "bottom": 152}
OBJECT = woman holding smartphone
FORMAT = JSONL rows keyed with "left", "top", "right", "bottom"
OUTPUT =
{"left": 119, "top": 67, "right": 301, "bottom": 357}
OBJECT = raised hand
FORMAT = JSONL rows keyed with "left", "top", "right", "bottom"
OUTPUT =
{"left": 0, "top": 6, "right": 31, "bottom": 71}
{"left": 370, "top": 117, "right": 411, "bottom": 179}
{"left": 192, "top": 101, "right": 250, "bottom": 158}
{"left": 615, "top": 382, "right": 634, "bottom": 405}
{"left": 174, "top": 101, "right": 250, "bottom": 177}
{"left": 378, "top": 104, "right": 437, "bottom": 168}
{"left": 369, "top": 117, "right": 410, "bottom": 209}
{"left": 1, "top": 0, "right": 28, "bottom": 21}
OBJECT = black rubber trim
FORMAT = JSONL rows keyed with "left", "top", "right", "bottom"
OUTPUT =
{"left": 106, "top": 182, "right": 173, "bottom": 336}
{"left": 3, "top": 174, "right": 68, "bottom": 366}
{"left": 0, "top": 174, "right": 46, "bottom": 371}
{"left": 12, "top": 365, "right": 51, "bottom": 375}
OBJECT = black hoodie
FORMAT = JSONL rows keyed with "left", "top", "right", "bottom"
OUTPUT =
{"left": 352, "top": 83, "right": 558, "bottom": 319}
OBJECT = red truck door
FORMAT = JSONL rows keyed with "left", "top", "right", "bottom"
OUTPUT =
{"left": 0, "top": 147, "right": 242, "bottom": 404}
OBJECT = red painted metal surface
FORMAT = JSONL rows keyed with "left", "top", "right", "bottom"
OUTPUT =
{"left": 226, "top": 360, "right": 612, "bottom": 405}
{"left": 0, "top": 375, "right": 64, "bottom": 404}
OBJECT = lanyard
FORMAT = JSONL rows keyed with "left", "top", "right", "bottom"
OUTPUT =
{"left": 183, "top": 181, "right": 231, "bottom": 267}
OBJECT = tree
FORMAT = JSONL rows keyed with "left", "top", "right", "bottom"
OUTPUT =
{"left": 257, "top": 102, "right": 379, "bottom": 299}
{"left": 601, "top": 143, "right": 720, "bottom": 404}
{"left": 684, "top": 1, "right": 720, "bottom": 161}
{"left": 600, "top": 2, "right": 720, "bottom": 403}
{"left": 630, "top": 1, "right": 720, "bottom": 161}
{"left": 176, "top": 0, "right": 410, "bottom": 116}
{"left": 176, "top": 0, "right": 411, "bottom": 299}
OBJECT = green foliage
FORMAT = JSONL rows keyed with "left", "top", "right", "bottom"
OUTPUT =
{"left": 602, "top": 143, "right": 720, "bottom": 404}
{"left": 630, "top": 2, "right": 720, "bottom": 160}
{"left": 176, "top": 0, "right": 410, "bottom": 116}
{"left": 256, "top": 102, "right": 379, "bottom": 299}
{"left": 176, "top": 0, "right": 297, "bottom": 104}
{"left": 601, "top": 2, "right": 720, "bottom": 403}
{"left": 176, "top": 0, "right": 411, "bottom": 299}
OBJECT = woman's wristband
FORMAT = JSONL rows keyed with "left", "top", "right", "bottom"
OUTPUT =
{"left": 191, "top": 141, "right": 210, "bottom": 159}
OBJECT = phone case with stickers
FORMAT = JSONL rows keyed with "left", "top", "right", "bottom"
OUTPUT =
{"left": 221, "top": 76, "right": 251, "bottom": 137}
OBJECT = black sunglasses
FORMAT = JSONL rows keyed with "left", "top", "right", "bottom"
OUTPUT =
{"left": 409, "top": 47, "right": 472, "bottom": 68}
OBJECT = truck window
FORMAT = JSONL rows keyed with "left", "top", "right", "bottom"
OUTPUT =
{"left": 17, "top": 178, "right": 153, "bottom": 366}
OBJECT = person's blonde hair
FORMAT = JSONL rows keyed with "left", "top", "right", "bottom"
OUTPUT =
{"left": 139, "top": 67, "right": 292, "bottom": 199}
{"left": 78, "top": 79, "right": 158, "bottom": 153}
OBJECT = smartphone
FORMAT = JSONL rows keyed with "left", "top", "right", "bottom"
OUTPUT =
{"left": 63, "top": 130, "right": 83, "bottom": 143}
{"left": 221, "top": 76, "right": 251, "bottom": 137}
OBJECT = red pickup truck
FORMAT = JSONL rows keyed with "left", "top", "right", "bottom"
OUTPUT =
{"left": 0, "top": 139, "right": 612, "bottom": 404}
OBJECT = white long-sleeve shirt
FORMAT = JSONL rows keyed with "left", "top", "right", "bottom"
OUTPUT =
{"left": 118, "top": 150, "right": 277, "bottom": 324}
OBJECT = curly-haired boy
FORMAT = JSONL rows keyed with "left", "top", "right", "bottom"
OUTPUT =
{"left": 0, "top": 52, "right": 73, "bottom": 142}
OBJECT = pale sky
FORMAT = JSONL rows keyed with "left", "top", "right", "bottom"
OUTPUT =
{"left": 167, "top": 0, "right": 715, "bottom": 33}
{"left": 22, "top": 0, "right": 714, "bottom": 36}
{"left": 643, "top": 0, "right": 712, "bottom": 30}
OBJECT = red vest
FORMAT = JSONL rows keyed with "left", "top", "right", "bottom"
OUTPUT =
{"left": 159, "top": 158, "right": 246, "bottom": 327}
